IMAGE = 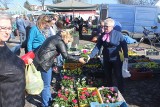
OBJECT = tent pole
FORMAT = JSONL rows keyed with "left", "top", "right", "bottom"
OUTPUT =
{"left": 73, "top": 9, "right": 75, "bottom": 19}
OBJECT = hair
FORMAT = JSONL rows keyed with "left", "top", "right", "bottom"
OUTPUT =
{"left": 0, "top": 12, "right": 12, "bottom": 20}
{"left": 56, "top": 20, "right": 64, "bottom": 30}
{"left": 104, "top": 18, "right": 115, "bottom": 27}
{"left": 53, "top": 14, "right": 59, "bottom": 19}
{"left": 36, "top": 15, "right": 51, "bottom": 30}
{"left": 61, "top": 31, "right": 73, "bottom": 43}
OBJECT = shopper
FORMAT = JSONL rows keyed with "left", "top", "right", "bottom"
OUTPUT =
{"left": 33, "top": 31, "right": 86, "bottom": 106}
{"left": 0, "top": 12, "right": 25, "bottom": 107}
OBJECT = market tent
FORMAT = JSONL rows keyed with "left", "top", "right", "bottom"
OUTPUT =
{"left": 5, "top": 3, "right": 31, "bottom": 15}
{"left": 31, "top": 10, "right": 57, "bottom": 15}
{"left": 46, "top": 0, "right": 98, "bottom": 11}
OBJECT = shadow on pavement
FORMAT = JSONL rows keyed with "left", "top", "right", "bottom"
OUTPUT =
{"left": 25, "top": 95, "right": 41, "bottom": 107}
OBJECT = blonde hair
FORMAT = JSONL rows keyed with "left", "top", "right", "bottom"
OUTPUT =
{"left": 36, "top": 15, "right": 50, "bottom": 30}
{"left": 104, "top": 18, "right": 115, "bottom": 27}
{"left": 61, "top": 31, "right": 73, "bottom": 42}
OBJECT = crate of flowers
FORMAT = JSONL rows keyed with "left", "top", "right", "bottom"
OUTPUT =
{"left": 98, "top": 86, "right": 125, "bottom": 104}
{"left": 63, "top": 62, "right": 83, "bottom": 70}
{"left": 77, "top": 87, "right": 103, "bottom": 107}
{"left": 62, "top": 68, "right": 83, "bottom": 76}
{"left": 52, "top": 89, "right": 78, "bottom": 107}
{"left": 145, "top": 48, "right": 159, "bottom": 56}
{"left": 60, "top": 75, "right": 75, "bottom": 89}
{"left": 129, "top": 68, "right": 153, "bottom": 80}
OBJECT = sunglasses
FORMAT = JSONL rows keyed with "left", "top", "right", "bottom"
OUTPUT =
{"left": 52, "top": 18, "right": 57, "bottom": 21}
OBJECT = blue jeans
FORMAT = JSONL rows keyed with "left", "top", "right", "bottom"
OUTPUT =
{"left": 40, "top": 68, "right": 52, "bottom": 107}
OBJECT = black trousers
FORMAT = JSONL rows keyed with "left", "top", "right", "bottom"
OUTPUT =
{"left": 103, "top": 59, "right": 124, "bottom": 93}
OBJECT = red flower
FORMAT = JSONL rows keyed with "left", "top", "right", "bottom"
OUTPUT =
{"left": 83, "top": 49, "right": 88, "bottom": 54}
{"left": 91, "top": 91, "right": 97, "bottom": 96}
{"left": 63, "top": 96, "right": 68, "bottom": 101}
{"left": 85, "top": 91, "right": 90, "bottom": 96}
{"left": 82, "top": 87, "right": 88, "bottom": 91}
{"left": 72, "top": 99, "right": 78, "bottom": 104}
{"left": 63, "top": 76, "right": 68, "bottom": 79}
{"left": 81, "top": 91, "right": 85, "bottom": 95}
{"left": 65, "top": 90, "right": 69, "bottom": 95}
{"left": 80, "top": 95, "right": 86, "bottom": 100}
{"left": 58, "top": 93, "right": 62, "bottom": 97}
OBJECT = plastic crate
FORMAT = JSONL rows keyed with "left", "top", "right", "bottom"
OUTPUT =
{"left": 145, "top": 49, "right": 159, "bottom": 56}
{"left": 129, "top": 68, "right": 153, "bottom": 80}
{"left": 63, "top": 62, "right": 83, "bottom": 70}
{"left": 98, "top": 87, "right": 125, "bottom": 103}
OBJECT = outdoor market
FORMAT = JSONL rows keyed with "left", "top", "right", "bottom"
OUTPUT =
{"left": 0, "top": 0, "right": 160, "bottom": 107}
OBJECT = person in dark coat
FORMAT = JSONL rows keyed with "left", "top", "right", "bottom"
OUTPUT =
{"left": 87, "top": 18, "right": 128, "bottom": 93}
{"left": 0, "top": 12, "right": 25, "bottom": 107}
{"left": 33, "top": 31, "right": 86, "bottom": 107}
{"left": 77, "top": 16, "right": 83, "bottom": 39}
{"left": 34, "top": 31, "right": 86, "bottom": 71}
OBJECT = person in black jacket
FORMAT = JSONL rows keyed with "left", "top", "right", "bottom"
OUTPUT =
{"left": 77, "top": 16, "right": 83, "bottom": 39}
{"left": 33, "top": 31, "right": 86, "bottom": 107}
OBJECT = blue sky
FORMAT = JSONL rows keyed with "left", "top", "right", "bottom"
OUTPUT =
{"left": 9, "top": 0, "right": 118, "bottom": 6}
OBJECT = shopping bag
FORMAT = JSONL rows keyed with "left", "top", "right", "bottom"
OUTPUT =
{"left": 122, "top": 61, "right": 131, "bottom": 78}
{"left": 25, "top": 63, "right": 44, "bottom": 95}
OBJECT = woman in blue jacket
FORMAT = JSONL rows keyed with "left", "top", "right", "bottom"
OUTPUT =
{"left": 87, "top": 18, "right": 128, "bottom": 93}
{"left": 27, "top": 15, "right": 53, "bottom": 107}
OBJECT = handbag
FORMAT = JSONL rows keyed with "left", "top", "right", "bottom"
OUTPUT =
{"left": 21, "top": 51, "right": 35, "bottom": 64}
{"left": 25, "top": 63, "right": 44, "bottom": 95}
{"left": 122, "top": 61, "right": 131, "bottom": 78}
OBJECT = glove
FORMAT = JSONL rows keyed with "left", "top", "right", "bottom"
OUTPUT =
{"left": 124, "top": 58, "right": 128, "bottom": 62}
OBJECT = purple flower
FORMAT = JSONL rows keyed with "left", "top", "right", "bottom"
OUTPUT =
{"left": 111, "top": 98, "right": 115, "bottom": 102}
{"left": 108, "top": 95, "right": 111, "bottom": 99}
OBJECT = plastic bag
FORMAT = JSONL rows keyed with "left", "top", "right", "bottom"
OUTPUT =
{"left": 25, "top": 63, "right": 44, "bottom": 95}
{"left": 122, "top": 61, "right": 131, "bottom": 78}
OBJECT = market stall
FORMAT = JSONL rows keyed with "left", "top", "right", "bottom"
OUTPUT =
{"left": 51, "top": 43, "right": 127, "bottom": 107}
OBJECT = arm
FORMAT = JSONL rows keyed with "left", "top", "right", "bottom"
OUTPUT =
{"left": 120, "top": 33, "right": 128, "bottom": 58}
{"left": 27, "top": 27, "right": 36, "bottom": 51}
{"left": 56, "top": 40, "right": 79, "bottom": 62}
{"left": 89, "top": 36, "right": 103, "bottom": 58}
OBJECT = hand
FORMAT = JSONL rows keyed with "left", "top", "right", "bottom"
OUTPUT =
{"left": 86, "top": 55, "right": 90, "bottom": 63}
{"left": 91, "top": 37, "right": 98, "bottom": 43}
{"left": 53, "top": 66, "right": 59, "bottom": 73}
{"left": 124, "top": 58, "right": 128, "bottom": 62}
{"left": 27, "top": 58, "right": 33, "bottom": 64}
{"left": 79, "top": 57, "right": 86, "bottom": 64}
